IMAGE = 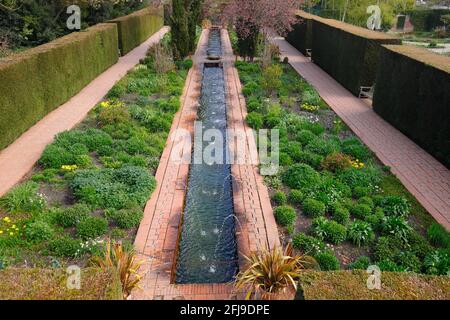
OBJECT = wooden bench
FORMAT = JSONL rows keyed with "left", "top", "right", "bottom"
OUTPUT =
{"left": 359, "top": 85, "right": 375, "bottom": 99}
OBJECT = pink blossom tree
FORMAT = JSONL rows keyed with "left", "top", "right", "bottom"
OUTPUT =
{"left": 221, "top": 0, "right": 300, "bottom": 59}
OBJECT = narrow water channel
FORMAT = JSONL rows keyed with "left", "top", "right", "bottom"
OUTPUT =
{"left": 175, "top": 30, "right": 238, "bottom": 284}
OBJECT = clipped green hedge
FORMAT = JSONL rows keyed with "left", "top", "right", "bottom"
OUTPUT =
{"left": 311, "top": 17, "right": 401, "bottom": 96}
{"left": 109, "top": 6, "right": 164, "bottom": 55}
{"left": 0, "top": 24, "right": 119, "bottom": 151}
{"left": 407, "top": 9, "right": 450, "bottom": 32}
{"left": 286, "top": 11, "right": 314, "bottom": 56}
{"left": 373, "top": 45, "right": 450, "bottom": 168}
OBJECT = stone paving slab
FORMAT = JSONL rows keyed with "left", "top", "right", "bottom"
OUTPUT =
{"left": 271, "top": 35, "right": 450, "bottom": 230}
{"left": 131, "top": 29, "right": 279, "bottom": 300}
{"left": 0, "top": 26, "right": 170, "bottom": 198}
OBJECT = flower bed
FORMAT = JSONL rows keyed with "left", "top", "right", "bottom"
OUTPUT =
{"left": 236, "top": 59, "right": 450, "bottom": 275}
{"left": 0, "top": 34, "right": 191, "bottom": 269}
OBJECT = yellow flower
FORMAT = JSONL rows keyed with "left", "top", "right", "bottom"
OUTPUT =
{"left": 61, "top": 164, "right": 78, "bottom": 172}
{"left": 0, "top": 230, "right": 3, "bottom": 234}
{"left": 100, "top": 101, "right": 110, "bottom": 108}
{"left": 9, "top": 232, "right": 14, "bottom": 236}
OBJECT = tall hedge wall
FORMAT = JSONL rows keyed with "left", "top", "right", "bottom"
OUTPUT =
{"left": 109, "top": 6, "right": 164, "bottom": 55}
{"left": 285, "top": 11, "right": 314, "bottom": 56}
{"left": 373, "top": 45, "right": 450, "bottom": 168}
{"left": 311, "top": 17, "right": 401, "bottom": 96}
{"left": 407, "top": 9, "right": 450, "bottom": 32}
{"left": 0, "top": 24, "right": 118, "bottom": 150}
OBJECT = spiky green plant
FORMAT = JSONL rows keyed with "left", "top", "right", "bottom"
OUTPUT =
{"left": 235, "top": 244, "right": 318, "bottom": 300}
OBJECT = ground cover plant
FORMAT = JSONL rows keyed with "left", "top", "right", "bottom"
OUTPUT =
{"left": 236, "top": 56, "right": 450, "bottom": 276}
{"left": 0, "top": 33, "right": 191, "bottom": 269}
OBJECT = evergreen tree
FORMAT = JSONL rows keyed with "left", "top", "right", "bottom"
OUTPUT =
{"left": 170, "top": 0, "right": 190, "bottom": 59}
{"left": 188, "top": 0, "right": 203, "bottom": 52}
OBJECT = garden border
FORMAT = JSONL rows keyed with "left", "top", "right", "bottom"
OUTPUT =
{"left": 0, "top": 27, "right": 170, "bottom": 198}
{"left": 270, "top": 34, "right": 450, "bottom": 231}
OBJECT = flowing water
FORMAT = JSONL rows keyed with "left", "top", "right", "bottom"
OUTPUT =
{"left": 175, "top": 30, "right": 238, "bottom": 284}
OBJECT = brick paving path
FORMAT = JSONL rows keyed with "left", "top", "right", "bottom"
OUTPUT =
{"left": 0, "top": 27, "right": 170, "bottom": 198}
{"left": 271, "top": 35, "right": 450, "bottom": 230}
{"left": 131, "top": 29, "right": 279, "bottom": 300}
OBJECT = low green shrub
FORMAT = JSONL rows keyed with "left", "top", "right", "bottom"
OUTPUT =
{"left": 246, "top": 112, "right": 264, "bottom": 130}
{"left": 0, "top": 182, "right": 46, "bottom": 213}
{"left": 407, "top": 231, "right": 433, "bottom": 260}
{"left": 373, "top": 235, "right": 403, "bottom": 262}
{"left": 357, "top": 197, "right": 374, "bottom": 209}
{"left": 312, "top": 217, "right": 347, "bottom": 244}
{"left": 332, "top": 206, "right": 350, "bottom": 225}
{"left": 364, "top": 208, "right": 385, "bottom": 231}
{"left": 423, "top": 249, "right": 449, "bottom": 275}
{"left": 396, "top": 251, "right": 422, "bottom": 273}
{"left": 305, "top": 137, "right": 340, "bottom": 156}
{"left": 295, "top": 129, "right": 316, "bottom": 146}
{"left": 247, "top": 98, "right": 262, "bottom": 112}
{"left": 377, "top": 259, "right": 405, "bottom": 272}
{"left": 46, "top": 236, "right": 81, "bottom": 258}
{"left": 381, "top": 216, "right": 411, "bottom": 242}
{"left": 274, "top": 206, "right": 297, "bottom": 230}
{"left": 349, "top": 256, "right": 371, "bottom": 270}
{"left": 347, "top": 220, "right": 375, "bottom": 246}
{"left": 261, "top": 64, "right": 283, "bottom": 95}
{"left": 296, "top": 151, "right": 324, "bottom": 169}
{"left": 283, "top": 142, "right": 303, "bottom": 162}
{"left": 301, "top": 89, "right": 322, "bottom": 105}
{"left": 56, "top": 204, "right": 91, "bottom": 228}
{"left": 281, "top": 164, "right": 321, "bottom": 190}
{"left": 76, "top": 216, "right": 109, "bottom": 239}
{"left": 54, "top": 129, "right": 113, "bottom": 152}
{"left": 106, "top": 208, "right": 143, "bottom": 229}
{"left": 25, "top": 220, "right": 55, "bottom": 243}
{"left": 98, "top": 103, "right": 131, "bottom": 125}
{"left": 338, "top": 166, "right": 382, "bottom": 194}
{"left": 292, "top": 233, "right": 326, "bottom": 255}
{"left": 351, "top": 203, "right": 372, "bottom": 219}
{"left": 31, "top": 169, "right": 61, "bottom": 184}
{"left": 272, "top": 191, "right": 287, "bottom": 206}
{"left": 320, "top": 152, "right": 352, "bottom": 173}
{"left": 315, "top": 252, "right": 340, "bottom": 271}
{"left": 288, "top": 190, "right": 303, "bottom": 206}
{"left": 279, "top": 153, "right": 293, "bottom": 166}
{"left": 427, "top": 222, "right": 450, "bottom": 248}
{"left": 324, "top": 220, "right": 347, "bottom": 244}
{"left": 71, "top": 166, "right": 156, "bottom": 209}
{"left": 242, "top": 81, "right": 262, "bottom": 97}
{"left": 379, "top": 196, "right": 410, "bottom": 217}
{"left": 302, "top": 198, "right": 326, "bottom": 218}
{"left": 341, "top": 137, "right": 371, "bottom": 161}
{"left": 352, "top": 186, "right": 370, "bottom": 198}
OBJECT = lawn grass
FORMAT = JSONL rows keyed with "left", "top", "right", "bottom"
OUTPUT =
{"left": 297, "top": 270, "right": 450, "bottom": 300}
{"left": 0, "top": 267, "right": 122, "bottom": 300}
